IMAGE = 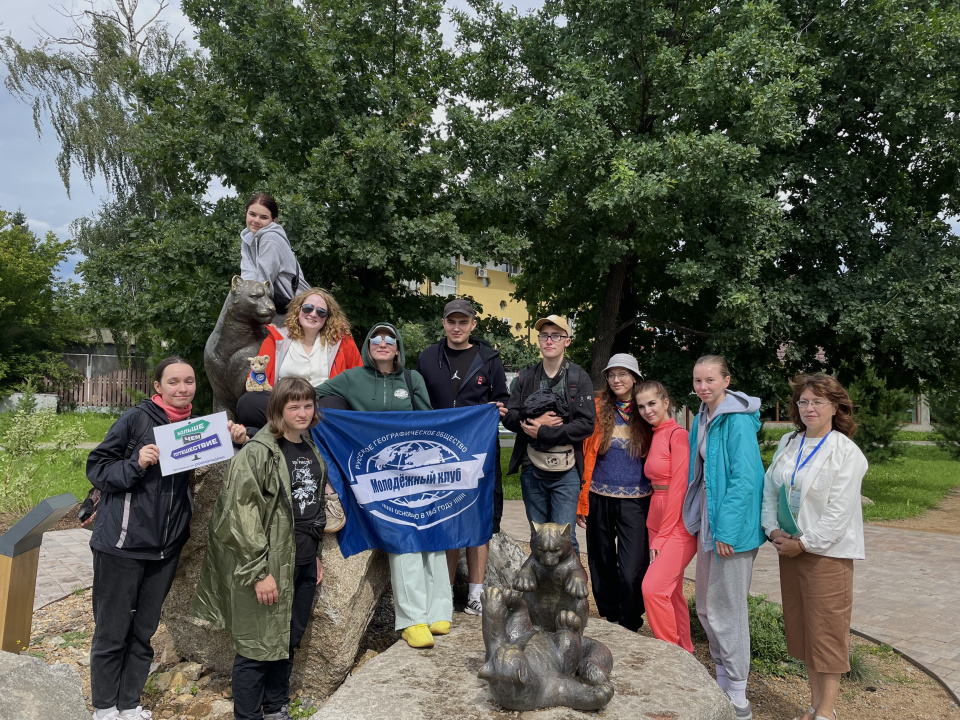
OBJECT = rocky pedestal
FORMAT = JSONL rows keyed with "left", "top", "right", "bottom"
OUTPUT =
{"left": 162, "top": 461, "right": 391, "bottom": 698}
{"left": 0, "top": 650, "right": 90, "bottom": 720}
{"left": 311, "top": 615, "right": 735, "bottom": 720}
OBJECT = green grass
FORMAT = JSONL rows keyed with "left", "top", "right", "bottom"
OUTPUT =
{"left": 895, "top": 429, "right": 939, "bottom": 442}
{"left": 38, "top": 412, "right": 120, "bottom": 444}
{"left": 860, "top": 444, "right": 960, "bottom": 521}
{"left": 0, "top": 449, "right": 92, "bottom": 513}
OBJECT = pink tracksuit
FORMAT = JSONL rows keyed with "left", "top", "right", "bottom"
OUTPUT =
{"left": 642, "top": 418, "right": 697, "bottom": 652}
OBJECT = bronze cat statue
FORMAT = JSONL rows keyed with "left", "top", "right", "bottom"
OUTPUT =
{"left": 203, "top": 276, "right": 276, "bottom": 419}
{"left": 513, "top": 522, "right": 589, "bottom": 632}
{"left": 478, "top": 586, "right": 614, "bottom": 712}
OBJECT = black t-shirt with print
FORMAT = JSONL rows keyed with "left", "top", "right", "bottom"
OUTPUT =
{"left": 279, "top": 437, "right": 326, "bottom": 565}
{"left": 446, "top": 344, "right": 479, "bottom": 399}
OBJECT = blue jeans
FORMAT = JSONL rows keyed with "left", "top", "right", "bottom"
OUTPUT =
{"left": 519, "top": 464, "right": 581, "bottom": 553}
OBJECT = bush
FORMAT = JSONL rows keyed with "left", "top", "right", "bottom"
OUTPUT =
{"left": 0, "top": 384, "right": 85, "bottom": 513}
{"left": 843, "top": 643, "right": 877, "bottom": 683}
{"left": 847, "top": 367, "right": 913, "bottom": 463}
{"left": 928, "top": 388, "right": 960, "bottom": 460}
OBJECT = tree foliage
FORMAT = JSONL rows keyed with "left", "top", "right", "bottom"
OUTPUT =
{"left": 0, "top": 209, "right": 87, "bottom": 393}
{"left": 448, "top": 0, "right": 960, "bottom": 397}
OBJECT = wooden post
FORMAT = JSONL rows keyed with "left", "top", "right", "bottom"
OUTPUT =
{"left": 0, "top": 493, "right": 78, "bottom": 653}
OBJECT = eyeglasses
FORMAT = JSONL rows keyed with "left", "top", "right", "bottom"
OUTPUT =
{"left": 538, "top": 333, "right": 568, "bottom": 343}
{"left": 370, "top": 335, "right": 397, "bottom": 346}
{"left": 796, "top": 399, "right": 831, "bottom": 408}
{"left": 301, "top": 304, "right": 329, "bottom": 318}
{"left": 606, "top": 372, "right": 633, "bottom": 382}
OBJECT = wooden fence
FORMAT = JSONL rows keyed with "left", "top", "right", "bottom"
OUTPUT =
{"left": 47, "top": 368, "right": 152, "bottom": 410}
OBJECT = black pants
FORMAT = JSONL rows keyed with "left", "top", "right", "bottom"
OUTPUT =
{"left": 586, "top": 493, "right": 651, "bottom": 632}
{"left": 233, "top": 561, "right": 318, "bottom": 720}
{"left": 90, "top": 550, "right": 180, "bottom": 710}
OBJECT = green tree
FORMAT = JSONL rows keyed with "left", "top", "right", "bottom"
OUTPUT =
{"left": 449, "top": 0, "right": 960, "bottom": 398}
{"left": 0, "top": 209, "right": 87, "bottom": 393}
{"left": 122, "top": 0, "right": 470, "bottom": 336}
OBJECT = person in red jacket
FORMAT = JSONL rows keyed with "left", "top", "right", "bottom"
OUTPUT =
{"left": 237, "top": 287, "right": 361, "bottom": 434}
{"left": 636, "top": 380, "right": 697, "bottom": 652}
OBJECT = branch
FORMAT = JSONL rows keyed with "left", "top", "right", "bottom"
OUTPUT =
{"left": 615, "top": 315, "right": 713, "bottom": 337}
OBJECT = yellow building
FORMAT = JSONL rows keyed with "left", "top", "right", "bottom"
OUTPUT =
{"left": 419, "top": 258, "right": 531, "bottom": 340}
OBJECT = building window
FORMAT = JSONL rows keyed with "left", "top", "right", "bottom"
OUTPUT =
{"left": 432, "top": 276, "right": 457, "bottom": 297}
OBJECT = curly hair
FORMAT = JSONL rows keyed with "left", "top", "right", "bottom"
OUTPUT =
{"left": 787, "top": 372, "right": 857, "bottom": 439}
{"left": 267, "top": 377, "right": 319, "bottom": 439}
{"left": 596, "top": 371, "right": 646, "bottom": 459}
{"left": 284, "top": 287, "right": 352, "bottom": 346}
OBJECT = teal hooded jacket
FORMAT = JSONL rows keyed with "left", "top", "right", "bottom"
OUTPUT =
{"left": 684, "top": 391, "right": 766, "bottom": 553}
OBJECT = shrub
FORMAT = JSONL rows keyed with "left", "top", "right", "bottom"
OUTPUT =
{"left": 688, "top": 593, "right": 804, "bottom": 677}
{"left": 847, "top": 366, "right": 913, "bottom": 463}
{"left": 844, "top": 644, "right": 877, "bottom": 683}
{"left": 928, "top": 388, "right": 960, "bottom": 460}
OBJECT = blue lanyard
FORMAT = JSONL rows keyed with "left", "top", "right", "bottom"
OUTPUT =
{"left": 791, "top": 431, "right": 832, "bottom": 486}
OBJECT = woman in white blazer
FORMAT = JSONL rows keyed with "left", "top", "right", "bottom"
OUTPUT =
{"left": 761, "top": 373, "right": 868, "bottom": 720}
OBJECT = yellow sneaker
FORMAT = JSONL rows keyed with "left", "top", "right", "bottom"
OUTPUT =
{"left": 428, "top": 621, "right": 451, "bottom": 635}
{"left": 401, "top": 623, "right": 434, "bottom": 648}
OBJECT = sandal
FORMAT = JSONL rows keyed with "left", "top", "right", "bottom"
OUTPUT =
{"left": 793, "top": 708, "right": 816, "bottom": 720}
{"left": 323, "top": 492, "right": 346, "bottom": 533}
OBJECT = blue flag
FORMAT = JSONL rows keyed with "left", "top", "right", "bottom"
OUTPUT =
{"left": 311, "top": 405, "right": 499, "bottom": 557}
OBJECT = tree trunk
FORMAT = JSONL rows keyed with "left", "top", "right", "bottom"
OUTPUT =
{"left": 589, "top": 255, "right": 631, "bottom": 385}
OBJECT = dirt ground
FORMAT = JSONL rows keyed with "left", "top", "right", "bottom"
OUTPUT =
{"left": 871, "top": 487, "right": 960, "bottom": 535}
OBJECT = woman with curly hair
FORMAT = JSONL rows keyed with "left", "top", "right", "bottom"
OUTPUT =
{"left": 575, "top": 353, "right": 651, "bottom": 632}
{"left": 761, "top": 373, "right": 867, "bottom": 720}
{"left": 237, "top": 287, "right": 361, "bottom": 434}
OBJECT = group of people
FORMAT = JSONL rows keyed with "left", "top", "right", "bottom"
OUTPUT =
{"left": 83, "top": 194, "right": 869, "bottom": 720}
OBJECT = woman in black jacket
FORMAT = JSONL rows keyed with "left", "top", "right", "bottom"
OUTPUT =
{"left": 86, "top": 356, "right": 245, "bottom": 720}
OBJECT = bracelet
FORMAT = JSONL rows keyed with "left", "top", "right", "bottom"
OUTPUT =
{"left": 797, "top": 538, "right": 806, "bottom": 552}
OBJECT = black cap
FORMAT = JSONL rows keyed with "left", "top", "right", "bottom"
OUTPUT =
{"left": 443, "top": 298, "right": 476, "bottom": 318}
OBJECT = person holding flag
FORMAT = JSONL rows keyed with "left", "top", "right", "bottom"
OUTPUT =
{"left": 316, "top": 322, "right": 452, "bottom": 649}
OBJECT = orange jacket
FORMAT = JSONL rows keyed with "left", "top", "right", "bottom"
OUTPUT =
{"left": 577, "top": 398, "right": 605, "bottom": 515}
{"left": 256, "top": 326, "right": 363, "bottom": 385}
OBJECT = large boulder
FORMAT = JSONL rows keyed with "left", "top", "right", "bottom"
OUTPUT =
{"left": 0, "top": 651, "right": 89, "bottom": 720}
{"left": 311, "top": 615, "right": 735, "bottom": 720}
{"left": 162, "top": 461, "right": 390, "bottom": 698}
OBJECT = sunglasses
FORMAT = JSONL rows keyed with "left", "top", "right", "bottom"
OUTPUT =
{"left": 370, "top": 335, "right": 397, "bottom": 346}
{"left": 301, "top": 304, "right": 329, "bottom": 318}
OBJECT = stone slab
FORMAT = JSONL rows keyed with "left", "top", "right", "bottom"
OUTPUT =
{"left": 311, "top": 614, "right": 734, "bottom": 720}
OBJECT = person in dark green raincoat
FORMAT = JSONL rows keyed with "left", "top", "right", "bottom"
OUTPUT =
{"left": 194, "top": 377, "right": 328, "bottom": 720}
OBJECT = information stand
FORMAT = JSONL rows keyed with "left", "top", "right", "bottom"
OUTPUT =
{"left": 0, "top": 493, "right": 78, "bottom": 652}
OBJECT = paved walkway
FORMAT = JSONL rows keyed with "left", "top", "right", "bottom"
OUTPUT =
{"left": 31, "top": 503, "right": 960, "bottom": 702}
{"left": 499, "top": 500, "right": 960, "bottom": 703}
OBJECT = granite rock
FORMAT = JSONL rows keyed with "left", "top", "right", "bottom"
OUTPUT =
{"left": 311, "top": 614, "right": 735, "bottom": 720}
{"left": 451, "top": 530, "right": 526, "bottom": 604}
{"left": 162, "top": 460, "right": 391, "bottom": 698}
{"left": 0, "top": 651, "right": 89, "bottom": 720}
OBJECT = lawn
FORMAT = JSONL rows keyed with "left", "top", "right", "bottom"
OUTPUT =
{"left": 502, "top": 441, "right": 960, "bottom": 521}
{"left": 39, "top": 412, "right": 120, "bottom": 443}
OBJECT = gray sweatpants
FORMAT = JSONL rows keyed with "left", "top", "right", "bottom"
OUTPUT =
{"left": 694, "top": 544, "right": 759, "bottom": 682}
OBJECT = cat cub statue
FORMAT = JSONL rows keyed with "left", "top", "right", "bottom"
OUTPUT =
{"left": 245, "top": 354, "right": 272, "bottom": 392}
{"left": 478, "top": 522, "right": 614, "bottom": 712}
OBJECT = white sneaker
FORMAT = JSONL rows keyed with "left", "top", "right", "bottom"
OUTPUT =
{"left": 92, "top": 709, "right": 119, "bottom": 720}
{"left": 118, "top": 707, "right": 152, "bottom": 719}
{"left": 464, "top": 597, "right": 483, "bottom": 616}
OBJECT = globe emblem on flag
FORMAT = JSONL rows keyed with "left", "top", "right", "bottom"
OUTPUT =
{"left": 366, "top": 440, "right": 460, "bottom": 509}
